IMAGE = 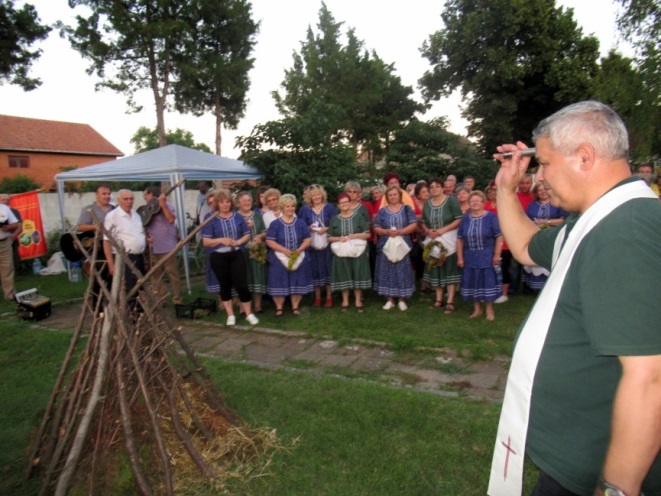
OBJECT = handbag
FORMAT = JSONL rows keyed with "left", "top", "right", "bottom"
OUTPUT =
{"left": 331, "top": 239, "right": 367, "bottom": 258}
{"left": 311, "top": 231, "right": 328, "bottom": 250}
{"left": 382, "top": 236, "right": 411, "bottom": 263}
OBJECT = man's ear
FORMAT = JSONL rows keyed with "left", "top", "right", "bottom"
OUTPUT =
{"left": 576, "top": 143, "right": 595, "bottom": 171}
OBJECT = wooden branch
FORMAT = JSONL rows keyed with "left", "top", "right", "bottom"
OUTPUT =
{"left": 53, "top": 255, "right": 123, "bottom": 496}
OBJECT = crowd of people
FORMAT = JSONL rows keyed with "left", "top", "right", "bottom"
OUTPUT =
{"left": 198, "top": 161, "right": 653, "bottom": 322}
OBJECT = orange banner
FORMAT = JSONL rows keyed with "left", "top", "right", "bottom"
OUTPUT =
{"left": 9, "top": 190, "right": 47, "bottom": 260}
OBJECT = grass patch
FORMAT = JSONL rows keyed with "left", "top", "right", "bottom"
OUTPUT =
{"left": 0, "top": 273, "right": 86, "bottom": 315}
{"left": 1, "top": 326, "right": 541, "bottom": 495}
{"left": 284, "top": 358, "right": 316, "bottom": 369}
{"left": 1, "top": 271, "right": 534, "bottom": 360}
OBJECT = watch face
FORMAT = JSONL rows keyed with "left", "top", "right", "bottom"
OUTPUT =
{"left": 603, "top": 486, "right": 626, "bottom": 496}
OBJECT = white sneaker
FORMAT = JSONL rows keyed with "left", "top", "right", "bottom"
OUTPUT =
{"left": 226, "top": 315, "right": 236, "bottom": 326}
{"left": 494, "top": 296, "right": 509, "bottom": 304}
{"left": 246, "top": 313, "right": 259, "bottom": 325}
{"left": 398, "top": 301, "right": 408, "bottom": 311}
{"left": 382, "top": 301, "right": 395, "bottom": 310}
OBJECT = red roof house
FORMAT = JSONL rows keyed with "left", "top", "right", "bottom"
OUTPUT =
{"left": 0, "top": 115, "right": 123, "bottom": 190}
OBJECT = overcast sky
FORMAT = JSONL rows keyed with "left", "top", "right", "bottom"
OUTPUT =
{"left": 1, "top": 0, "right": 632, "bottom": 159}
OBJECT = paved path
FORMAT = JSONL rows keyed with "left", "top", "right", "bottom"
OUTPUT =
{"left": 30, "top": 302, "right": 509, "bottom": 402}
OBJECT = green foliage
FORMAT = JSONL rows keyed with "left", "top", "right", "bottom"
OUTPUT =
{"left": 420, "top": 0, "right": 600, "bottom": 155}
{"left": 61, "top": 0, "right": 195, "bottom": 146}
{"left": 617, "top": 0, "right": 661, "bottom": 103}
{"left": 387, "top": 117, "right": 495, "bottom": 189}
{"left": 0, "top": 0, "right": 51, "bottom": 90}
{"left": 173, "top": 0, "right": 258, "bottom": 155}
{"left": 593, "top": 51, "right": 661, "bottom": 161}
{"left": 0, "top": 174, "right": 40, "bottom": 192}
{"left": 237, "top": 101, "right": 358, "bottom": 198}
{"left": 269, "top": 3, "right": 422, "bottom": 167}
{"left": 130, "top": 126, "right": 212, "bottom": 153}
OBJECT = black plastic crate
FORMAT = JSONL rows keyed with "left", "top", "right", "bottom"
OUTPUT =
{"left": 174, "top": 303, "right": 195, "bottom": 319}
{"left": 194, "top": 297, "right": 217, "bottom": 315}
{"left": 175, "top": 297, "right": 217, "bottom": 319}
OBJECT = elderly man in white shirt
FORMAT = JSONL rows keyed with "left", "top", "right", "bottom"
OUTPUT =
{"left": 103, "top": 189, "right": 146, "bottom": 309}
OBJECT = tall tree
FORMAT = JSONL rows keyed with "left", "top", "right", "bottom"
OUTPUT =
{"left": 617, "top": 0, "right": 661, "bottom": 102}
{"left": 593, "top": 51, "right": 661, "bottom": 162}
{"left": 62, "top": 0, "right": 193, "bottom": 147}
{"left": 387, "top": 117, "right": 494, "bottom": 187}
{"left": 272, "top": 3, "right": 422, "bottom": 168}
{"left": 236, "top": 101, "right": 356, "bottom": 197}
{"left": 0, "top": 0, "right": 50, "bottom": 90}
{"left": 173, "top": 0, "right": 258, "bottom": 155}
{"left": 420, "top": 0, "right": 600, "bottom": 155}
{"left": 130, "top": 126, "right": 212, "bottom": 153}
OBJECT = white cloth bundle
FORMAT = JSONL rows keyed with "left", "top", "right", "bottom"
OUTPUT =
{"left": 422, "top": 230, "right": 458, "bottom": 256}
{"left": 331, "top": 239, "right": 367, "bottom": 258}
{"left": 382, "top": 236, "right": 410, "bottom": 263}
{"left": 275, "top": 250, "right": 305, "bottom": 271}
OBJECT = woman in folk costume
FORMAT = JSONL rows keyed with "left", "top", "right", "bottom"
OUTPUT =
{"left": 298, "top": 184, "right": 337, "bottom": 307}
{"left": 420, "top": 177, "right": 463, "bottom": 313}
{"left": 327, "top": 193, "right": 371, "bottom": 312}
{"left": 372, "top": 185, "right": 418, "bottom": 311}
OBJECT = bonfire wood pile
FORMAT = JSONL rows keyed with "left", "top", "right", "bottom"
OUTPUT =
{"left": 26, "top": 218, "right": 276, "bottom": 495}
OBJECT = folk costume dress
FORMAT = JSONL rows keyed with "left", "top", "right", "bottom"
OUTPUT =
{"left": 457, "top": 211, "right": 503, "bottom": 302}
{"left": 373, "top": 204, "right": 417, "bottom": 298}
{"left": 298, "top": 202, "right": 337, "bottom": 289}
{"left": 201, "top": 212, "right": 250, "bottom": 297}
{"left": 240, "top": 210, "right": 267, "bottom": 295}
{"left": 328, "top": 212, "right": 372, "bottom": 292}
{"left": 420, "top": 195, "right": 463, "bottom": 287}
{"left": 266, "top": 216, "right": 313, "bottom": 296}
{"left": 523, "top": 201, "right": 568, "bottom": 290}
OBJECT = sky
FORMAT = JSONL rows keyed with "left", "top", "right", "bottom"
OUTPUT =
{"left": 1, "top": 0, "right": 632, "bottom": 160}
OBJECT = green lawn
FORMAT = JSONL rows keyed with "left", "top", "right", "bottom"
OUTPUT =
{"left": 0, "top": 327, "right": 539, "bottom": 496}
{"left": 2, "top": 271, "right": 535, "bottom": 360}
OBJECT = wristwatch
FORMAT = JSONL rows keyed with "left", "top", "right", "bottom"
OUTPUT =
{"left": 598, "top": 476, "right": 641, "bottom": 496}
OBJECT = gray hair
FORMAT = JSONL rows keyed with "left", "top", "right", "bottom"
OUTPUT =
{"left": 344, "top": 181, "right": 361, "bottom": 192}
{"left": 532, "top": 101, "right": 628, "bottom": 160}
{"left": 235, "top": 190, "right": 253, "bottom": 203}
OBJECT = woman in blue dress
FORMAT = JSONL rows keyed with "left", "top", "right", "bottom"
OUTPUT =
{"left": 373, "top": 185, "right": 418, "bottom": 311}
{"left": 298, "top": 184, "right": 337, "bottom": 307}
{"left": 457, "top": 191, "right": 503, "bottom": 321}
{"left": 266, "top": 194, "right": 313, "bottom": 316}
{"left": 523, "top": 182, "right": 567, "bottom": 291}
{"left": 202, "top": 190, "right": 259, "bottom": 327}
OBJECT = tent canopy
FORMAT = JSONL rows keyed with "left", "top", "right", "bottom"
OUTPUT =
{"left": 54, "top": 144, "right": 261, "bottom": 182}
{"left": 54, "top": 144, "right": 262, "bottom": 294}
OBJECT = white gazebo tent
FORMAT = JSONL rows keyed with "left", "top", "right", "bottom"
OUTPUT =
{"left": 54, "top": 144, "right": 262, "bottom": 293}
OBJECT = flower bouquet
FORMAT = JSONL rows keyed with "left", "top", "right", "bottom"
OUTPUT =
{"left": 247, "top": 241, "right": 267, "bottom": 264}
{"left": 422, "top": 240, "right": 448, "bottom": 270}
{"left": 287, "top": 251, "right": 299, "bottom": 271}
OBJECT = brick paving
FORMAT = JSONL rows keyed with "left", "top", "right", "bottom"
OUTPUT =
{"left": 28, "top": 303, "right": 509, "bottom": 402}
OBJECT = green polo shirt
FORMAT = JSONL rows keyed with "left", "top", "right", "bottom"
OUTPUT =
{"left": 523, "top": 178, "right": 661, "bottom": 495}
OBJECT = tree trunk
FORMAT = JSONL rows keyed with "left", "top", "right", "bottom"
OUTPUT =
{"left": 214, "top": 98, "right": 223, "bottom": 156}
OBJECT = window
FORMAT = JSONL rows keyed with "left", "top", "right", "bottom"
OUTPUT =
{"left": 8, "top": 155, "right": 29, "bottom": 168}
